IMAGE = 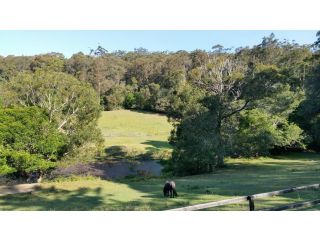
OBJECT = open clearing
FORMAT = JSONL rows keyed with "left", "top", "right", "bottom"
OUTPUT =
{"left": 98, "top": 110, "right": 172, "bottom": 152}
{"left": 1, "top": 110, "right": 319, "bottom": 210}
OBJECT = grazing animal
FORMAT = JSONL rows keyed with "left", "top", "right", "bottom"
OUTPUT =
{"left": 163, "top": 181, "right": 178, "bottom": 198}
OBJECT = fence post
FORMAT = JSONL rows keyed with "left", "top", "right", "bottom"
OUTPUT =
{"left": 247, "top": 196, "right": 255, "bottom": 211}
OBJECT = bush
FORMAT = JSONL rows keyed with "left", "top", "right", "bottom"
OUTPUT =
{"left": 232, "top": 109, "right": 305, "bottom": 157}
{"left": 0, "top": 107, "right": 65, "bottom": 177}
{"left": 124, "top": 92, "right": 136, "bottom": 109}
{"left": 0, "top": 148, "right": 56, "bottom": 176}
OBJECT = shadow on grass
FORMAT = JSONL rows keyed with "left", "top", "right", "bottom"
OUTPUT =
{"left": 2, "top": 152, "right": 320, "bottom": 211}
{"left": 142, "top": 140, "right": 172, "bottom": 151}
{"left": 103, "top": 144, "right": 171, "bottom": 162}
{"left": 129, "top": 109, "right": 167, "bottom": 116}
{"left": 115, "top": 152, "right": 320, "bottom": 210}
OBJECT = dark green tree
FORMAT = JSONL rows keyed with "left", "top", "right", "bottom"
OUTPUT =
{"left": 0, "top": 107, "right": 65, "bottom": 177}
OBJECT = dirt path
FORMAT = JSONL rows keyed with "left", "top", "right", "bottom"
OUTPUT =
{"left": 0, "top": 183, "right": 40, "bottom": 196}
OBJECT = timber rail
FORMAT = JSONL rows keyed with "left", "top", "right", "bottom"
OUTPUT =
{"left": 168, "top": 183, "right": 320, "bottom": 211}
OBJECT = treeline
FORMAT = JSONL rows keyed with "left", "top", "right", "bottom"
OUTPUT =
{"left": 1, "top": 33, "right": 320, "bottom": 177}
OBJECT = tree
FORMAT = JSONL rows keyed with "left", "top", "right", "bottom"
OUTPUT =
{"left": 232, "top": 108, "right": 305, "bottom": 157}
{"left": 0, "top": 107, "right": 65, "bottom": 177}
{"left": 169, "top": 53, "right": 297, "bottom": 175}
{"left": 88, "top": 55, "right": 126, "bottom": 105}
{"left": 313, "top": 31, "right": 320, "bottom": 48}
{"left": 1, "top": 70, "right": 103, "bottom": 157}
{"left": 66, "top": 52, "right": 93, "bottom": 82}
{"left": 30, "top": 53, "right": 65, "bottom": 72}
{"left": 294, "top": 53, "right": 320, "bottom": 150}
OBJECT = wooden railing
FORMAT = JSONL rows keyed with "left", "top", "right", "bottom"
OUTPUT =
{"left": 167, "top": 183, "right": 320, "bottom": 211}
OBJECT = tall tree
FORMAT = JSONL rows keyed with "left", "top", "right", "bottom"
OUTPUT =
{"left": 169, "top": 51, "right": 301, "bottom": 175}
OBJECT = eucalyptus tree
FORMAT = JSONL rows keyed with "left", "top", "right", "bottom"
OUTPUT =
{"left": 0, "top": 70, "right": 103, "bottom": 157}
{"left": 169, "top": 49, "right": 299, "bottom": 175}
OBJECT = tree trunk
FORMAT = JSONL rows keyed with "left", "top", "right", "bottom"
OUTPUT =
{"left": 216, "top": 119, "right": 225, "bottom": 168}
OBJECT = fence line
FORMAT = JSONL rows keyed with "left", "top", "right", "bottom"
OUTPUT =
{"left": 262, "top": 199, "right": 320, "bottom": 211}
{"left": 168, "top": 183, "right": 320, "bottom": 211}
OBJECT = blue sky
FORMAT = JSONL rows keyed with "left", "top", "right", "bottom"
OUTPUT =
{"left": 0, "top": 30, "right": 318, "bottom": 58}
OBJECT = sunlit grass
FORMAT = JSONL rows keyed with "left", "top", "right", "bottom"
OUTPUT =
{"left": 1, "top": 152, "right": 320, "bottom": 210}
{"left": 98, "top": 110, "right": 173, "bottom": 152}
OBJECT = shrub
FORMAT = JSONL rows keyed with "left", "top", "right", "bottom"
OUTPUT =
{"left": 0, "top": 107, "right": 65, "bottom": 177}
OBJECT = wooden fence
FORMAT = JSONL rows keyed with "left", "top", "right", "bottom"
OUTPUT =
{"left": 168, "top": 183, "right": 320, "bottom": 211}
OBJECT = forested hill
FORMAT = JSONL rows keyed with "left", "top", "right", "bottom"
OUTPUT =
{"left": 0, "top": 34, "right": 315, "bottom": 114}
{"left": 1, "top": 33, "right": 320, "bottom": 176}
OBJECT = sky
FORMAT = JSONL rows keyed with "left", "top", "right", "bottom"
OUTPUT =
{"left": 0, "top": 30, "right": 318, "bottom": 58}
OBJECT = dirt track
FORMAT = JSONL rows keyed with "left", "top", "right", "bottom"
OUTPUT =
{"left": 0, "top": 183, "right": 40, "bottom": 196}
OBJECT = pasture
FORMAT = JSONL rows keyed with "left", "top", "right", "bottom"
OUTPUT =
{"left": 1, "top": 152, "right": 320, "bottom": 210}
{"left": 1, "top": 110, "right": 320, "bottom": 210}
{"left": 98, "top": 110, "right": 172, "bottom": 153}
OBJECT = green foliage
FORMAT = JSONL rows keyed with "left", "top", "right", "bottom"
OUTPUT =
{"left": 293, "top": 53, "right": 320, "bottom": 150}
{"left": 0, "top": 34, "right": 318, "bottom": 178}
{"left": 124, "top": 92, "right": 136, "bottom": 109}
{"left": 232, "top": 109, "right": 305, "bottom": 156}
{"left": 0, "top": 156, "right": 16, "bottom": 175}
{"left": 103, "top": 83, "right": 127, "bottom": 110}
{"left": 168, "top": 37, "right": 312, "bottom": 175}
{"left": 0, "top": 107, "right": 63, "bottom": 176}
{"left": 0, "top": 107, "right": 66, "bottom": 158}
{"left": 170, "top": 111, "right": 220, "bottom": 175}
{"left": 0, "top": 148, "right": 55, "bottom": 176}
{"left": 1, "top": 70, "right": 103, "bottom": 161}
{"left": 30, "top": 53, "right": 65, "bottom": 72}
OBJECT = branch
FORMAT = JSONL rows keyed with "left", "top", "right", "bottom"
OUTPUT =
{"left": 221, "top": 101, "right": 249, "bottom": 119}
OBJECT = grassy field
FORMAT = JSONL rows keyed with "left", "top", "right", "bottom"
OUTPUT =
{"left": 0, "top": 110, "right": 319, "bottom": 210}
{"left": 98, "top": 110, "right": 172, "bottom": 153}
{"left": 1, "top": 152, "right": 320, "bottom": 210}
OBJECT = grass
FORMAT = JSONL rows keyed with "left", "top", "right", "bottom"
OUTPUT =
{"left": 1, "top": 110, "right": 319, "bottom": 210}
{"left": 98, "top": 110, "right": 172, "bottom": 153}
{"left": 1, "top": 152, "right": 320, "bottom": 210}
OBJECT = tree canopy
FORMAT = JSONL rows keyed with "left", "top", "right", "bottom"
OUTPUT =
{"left": 0, "top": 33, "right": 319, "bottom": 177}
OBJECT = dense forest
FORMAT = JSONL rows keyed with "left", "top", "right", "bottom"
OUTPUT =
{"left": 1, "top": 32, "right": 320, "bottom": 178}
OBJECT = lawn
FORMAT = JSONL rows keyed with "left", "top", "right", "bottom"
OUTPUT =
{"left": 1, "top": 152, "right": 320, "bottom": 210}
{"left": 98, "top": 110, "right": 172, "bottom": 153}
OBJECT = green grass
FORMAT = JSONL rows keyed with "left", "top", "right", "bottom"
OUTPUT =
{"left": 1, "top": 111, "right": 319, "bottom": 210}
{"left": 1, "top": 152, "right": 320, "bottom": 210}
{"left": 98, "top": 110, "right": 172, "bottom": 153}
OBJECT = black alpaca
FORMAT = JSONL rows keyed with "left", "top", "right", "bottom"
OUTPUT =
{"left": 163, "top": 181, "right": 178, "bottom": 198}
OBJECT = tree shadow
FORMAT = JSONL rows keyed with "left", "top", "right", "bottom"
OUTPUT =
{"left": 3, "top": 152, "right": 319, "bottom": 210}
{"left": 129, "top": 109, "right": 167, "bottom": 116}
{"left": 103, "top": 146, "right": 130, "bottom": 159}
{"left": 114, "top": 152, "right": 320, "bottom": 210}
{"left": 141, "top": 140, "right": 172, "bottom": 151}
